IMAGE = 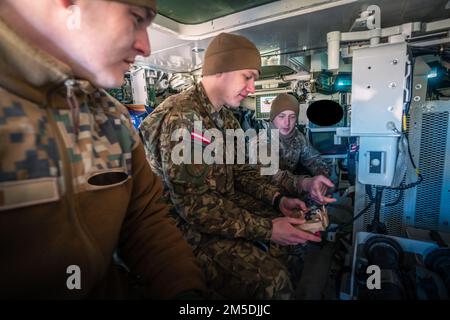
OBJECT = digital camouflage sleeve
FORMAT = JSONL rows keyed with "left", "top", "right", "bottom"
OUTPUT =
{"left": 269, "top": 127, "right": 330, "bottom": 196}
{"left": 140, "top": 86, "right": 283, "bottom": 242}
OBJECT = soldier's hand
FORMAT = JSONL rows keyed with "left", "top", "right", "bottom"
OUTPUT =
{"left": 300, "top": 175, "right": 337, "bottom": 205}
{"left": 279, "top": 197, "right": 307, "bottom": 217}
{"left": 270, "top": 217, "right": 321, "bottom": 245}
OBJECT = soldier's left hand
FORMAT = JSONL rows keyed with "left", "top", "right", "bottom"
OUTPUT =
{"left": 301, "top": 175, "right": 337, "bottom": 205}
{"left": 279, "top": 197, "right": 307, "bottom": 217}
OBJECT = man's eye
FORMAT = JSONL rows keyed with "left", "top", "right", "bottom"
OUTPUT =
{"left": 132, "top": 12, "right": 144, "bottom": 25}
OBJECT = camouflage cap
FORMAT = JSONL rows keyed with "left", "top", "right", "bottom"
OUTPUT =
{"left": 111, "top": 0, "right": 157, "bottom": 12}
{"left": 202, "top": 33, "right": 261, "bottom": 76}
{"left": 269, "top": 93, "right": 299, "bottom": 121}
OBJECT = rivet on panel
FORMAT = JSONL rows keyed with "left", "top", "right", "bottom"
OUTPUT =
{"left": 388, "top": 82, "right": 397, "bottom": 89}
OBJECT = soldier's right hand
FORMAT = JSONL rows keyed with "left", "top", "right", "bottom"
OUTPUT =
{"left": 270, "top": 217, "right": 321, "bottom": 245}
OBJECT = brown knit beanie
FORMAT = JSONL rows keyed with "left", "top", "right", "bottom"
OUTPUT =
{"left": 269, "top": 93, "right": 299, "bottom": 121}
{"left": 202, "top": 33, "right": 261, "bottom": 76}
{"left": 110, "top": 0, "right": 157, "bottom": 12}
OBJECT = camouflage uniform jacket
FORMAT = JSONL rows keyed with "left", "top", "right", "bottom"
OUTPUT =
{"left": 0, "top": 19, "right": 204, "bottom": 298}
{"left": 140, "top": 83, "right": 282, "bottom": 245}
{"left": 269, "top": 125, "right": 330, "bottom": 196}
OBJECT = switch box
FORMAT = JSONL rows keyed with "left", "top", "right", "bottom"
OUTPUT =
{"left": 358, "top": 137, "right": 397, "bottom": 186}
{"left": 369, "top": 151, "right": 384, "bottom": 174}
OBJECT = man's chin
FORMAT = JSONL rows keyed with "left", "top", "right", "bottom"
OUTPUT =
{"left": 94, "top": 73, "right": 124, "bottom": 89}
{"left": 225, "top": 101, "right": 240, "bottom": 108}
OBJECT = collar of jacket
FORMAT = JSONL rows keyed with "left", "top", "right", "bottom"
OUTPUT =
{"left": 0, "top": 18, "right": 96, "bottom": 107}
{"left": 195, "top": 82, "right": 230, "bottom": 131}
{"left": 269, "top": 122, "right": 299, "bottom": 144}
{"left": 195, "top": 82, "right": 219, "bottom": 116}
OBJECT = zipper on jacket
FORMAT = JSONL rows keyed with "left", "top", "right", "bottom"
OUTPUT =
{"left": 45, "top": 84, "right": 102, "bottom": 295}
{"left": 65, "top": 79, "right": 81, "bottom": 138}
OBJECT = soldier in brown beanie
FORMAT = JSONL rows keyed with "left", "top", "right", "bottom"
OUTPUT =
{"left": 0, "top": 0, "right": 206, "bottom": 298}
{"left": 141, "top": 33, "right": 321, "bottom": 299}
{"left": 269, "top": 93, "right": 336, "bottom": 205}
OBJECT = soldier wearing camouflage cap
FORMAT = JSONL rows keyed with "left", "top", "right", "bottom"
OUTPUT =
{"left": 268, "top": 93, "right": 335, "bottom": 205}
{"left": 140, "top": 33, "right": 322, "bottom": 299}
{"left": 0, "top": 0, "right": 206, "bottom": 298}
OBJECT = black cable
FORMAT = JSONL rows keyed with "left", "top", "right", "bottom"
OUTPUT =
{"left": 384, "top": 188, "right": 404, "bottom": 207}
{"left": 325, "top": 46, "right": 425, "bottom": 236}
{"left": 385, "top": 130, "right": 423, "bottom": 192}
{"left": 370, "top": 55, "right": 445, "bottom": 228}
{"left": 368, "top": 186, "right": 387, "bottom": 234}
{"left": 325, "top": 184, "right": 376, "bottom": 235}
{"left": 373, "top": 187, "right": 384, "bottom": 217}
{"left": 328, "top": 199, "right": 375, "bottom": 233}
{"left": 328, "top": 132, "right": 423, "bottom": 234}
{"left": 376, "top": 46, "right": 423, "bottom": 201}
{"left": 404, "top": 48, "right": 415, "bottom": 116}
{"left": 366, "top": 184, "right": 375, "bottom": 202}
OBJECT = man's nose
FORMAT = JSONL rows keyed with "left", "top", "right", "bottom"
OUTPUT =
{"left": 134, "top": 28, "right": 151, "bottom": 57}
{"left": 246, "top": 79, "right": 255, "bottom": 94}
